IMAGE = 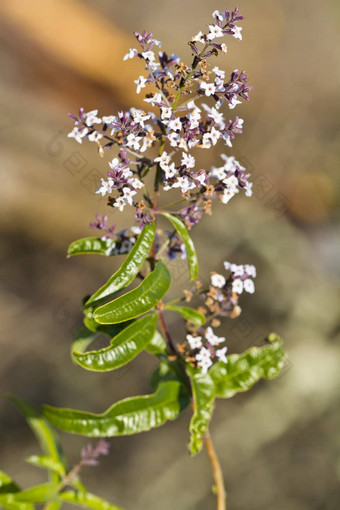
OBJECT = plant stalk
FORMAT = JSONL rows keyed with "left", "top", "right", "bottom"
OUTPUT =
{"left": 204, "top": 432, "right": 227, "bottom": 510}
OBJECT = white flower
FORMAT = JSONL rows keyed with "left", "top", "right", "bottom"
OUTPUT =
{"left": 232, "top": 278, "right": 244, "bottom": 294}
{"left": 131, "top": 225, "right": 142, "bottom": 235}
{"left": 244, "top": 279, "right": 255, "bottom": 294}
{"left": 195, "top": 171, "right": 207, "bottom": 186}
{"left": 168, "top": 132, "right": 180, "bottom": 147}
{"left": 212, "top": 66, "right": 225, "bottom": 79}
{"left": 229, "top": 96, "right": 242, "bottom": 110}
{"left": 187, "top": 335, "right": 203, "bottom": 349}
{"left": 96, "top": 178, "right": 113, "bottom": 197}
{"left": 126, "top": 133, "right": 142, "bottom": 151}
{"left": 142, "top": 50, "right": 155, "bottom": 62}
{"left": 221, "top": 43, "right": 228, "bottom": 53}
{"left": 123, "top": 48, "right": 137, "bottom": 61}
{"left": 178, "top": 138, "right": 188, "bottom": 151}
{"left": 102, "top": 115, "right": 117, "bottom": 124}
{"left": 84, "top": 110, "right": 101, "bottom": 126}
{"left": 130, "top": 178, "right": 144, "bottom": 190}
{"left": 154, "top": 151, "right": 171, "bottom": 169}
{"left": 67, "top": 127, "right": 88, "bottom": 144}
{"left": 207, "top": 24, "right": 224, "bottom": 40}
{"left": 244, "top": 182, "right": 253, "bottom": 197}
{"left": 134, "top": 75, "right": 147, "bottom": 94}
{"left": 210, "top": 166, "right": 226, "bottom": 180}
{"left": 172, "top": 176, "right": 195, "bottom": 194}
{"left": 212, "top": 10, "right": 226, "bottom": 21}
{"left": 209, "top": 126, "right": 221, "bottom": 146}
{"left": 144, "top": 93, "right": 163, "bottom": 106}
{"left": 196, "top": 347, "right": 212, "bottom": 361}
{"left": 232, "top": 26, "right": 243, "bottom": 40}
{"left": 132, "top": 110, "right": 151, "bottom": 128}
{"left": 122, "top": 187, "right": 136, "bottom": 205}
{"left": 181, "top": 152, "right": 195, "bottom": 169}
{"left": 164, "top": 162, "right": 177, "bottom": 179}
{"left": 202, "top": 133, "right": 212, "bottom": 149}
{"left": 205, "top": 327, "right": 225, "bottom": 346}
{"left": 211, "top": 273, "right": 226, "bottom": 288}
{"left": 245, "top": 264, "right": 256, "bottom": 278}
{"left": 121, "top": 167, "right": 133, "bottom": 179}
{"left": 223, "top": 134, "right": 233, "bottom": 147}
{"left": 114, "top": 196, "right": 127, "bottom": 211}
{"left": 234, "top": 117, "right": 244, "bottom": 129}
{"left": 216, "top": 346, "right": 228, "bottom": 363}
{"left": 198, "top": 357, "right": 213, "bottom": 374}
{"left": 168, "top": 118, "right": 182, "bottom": 132}
{"left": 88, "top": 131, "right": 102, "bottom": 142}
{"left": 223, "top": 175, "right": 239, "bottom": 189}
{"left": 200, "top": 82, "right": 216, "bottom": 97}
{"left": 161, "top": 107, "right": 172, "bottom": 120}
{"left": 221, "top": 188, "right": 236, "bottom": 204}
{"left": 192, "top": 31, "right": 205, "bottom": 44}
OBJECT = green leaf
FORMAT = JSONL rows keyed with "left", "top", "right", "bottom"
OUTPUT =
{"left": 209, "top": 339, "right": 285, "bottom": 399}
{"left": 85, "top": 223, "right": 156, "bottom": 306}
{"left": 93, "top": 261, "right": 170, "bottom": 325}
{"left": 8, "top": 397, "right": 66, "bottom": 481}
{"left": 6, "top": 483, "right": 59, "bottom": 503}
{"left": 67, "top": 238, "right": 117, "bottom": 257}
{"left": 43, "top": 381, "right": 187, "bottom": 437}
{"left": 25, "top": 456, "right": 65, "bottom": 476}
{"left": 60, "top": 490, "right": 122, "bottom": 510}
{"left": 187, "top": 370, "right": 215, "bottom": 455}
{"left": 164, "top": 305, "right": 206, "bottom": 326}
{"left": 161, "top": 212, "right": 198, "bottom": 280}
{"left": 0, "top": 472, "right": 34, "bottom": 510}
{"left": 73, "top": 314, "right": 157, "bottom": 372}
{"left": 145, "top": 331, "right": 167, "bottom": 355}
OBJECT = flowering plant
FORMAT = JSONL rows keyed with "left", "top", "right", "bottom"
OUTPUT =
{"left": 3, "top": 8, "right": 286, "bottom": 510}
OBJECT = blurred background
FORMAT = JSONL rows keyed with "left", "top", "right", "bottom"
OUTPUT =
{"left": 0, "top": 0, "right": 339, "bottom": 508}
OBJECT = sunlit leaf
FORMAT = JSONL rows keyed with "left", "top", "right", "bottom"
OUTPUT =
{"left": 161, "top": 212, "right": 198, "bottom": 280}
{"left": 93, "top": 261, "right": 170, "bottom": 325}
{"left": 209, "top": 338, "right": 285, "bottom": 399}
{"left": 164, "top": 305, "right": 206, "bottom": 326}
{"left": 85, "top": 223, "right": 156, "bottom": 306}
{"left": 5, "top": 483, "right": 59, "bottom": 503}
{"left": 8, "top": 397, "right": 66, "bottom": 481}
{"left": 25, "top": 456, "right": 65, "bottom": 476}
{"left": 145, "top": 331, "right": 167, "bottom": 355}
{"left": 187, "top": 369, "right": 215, "bottom": 455}
{"left": 43, "top": 381, "right": 187, "bottom": 437}
{"left": 0, "top": 472, "right": 34, "bottom": 510}
{"left": 73, "top": 314, "right": 157, "bottom": 372}
{"left": 60, "top": 490, "right": 122, "bottom": 510}
{"left": 67, "top": 238, "right": 117, "bottom": 257}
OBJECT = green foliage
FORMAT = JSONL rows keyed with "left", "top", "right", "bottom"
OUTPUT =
{"left": 164, "top": 304, "right": 206, "bottom": 326}
{"left": 85, "top": 222, "right": 156, "bottom": 307}
{"left": 161, "top": 213, "right": 198, "bottom": 280}
{"left": 67, "top": 238, "right": 117, "bottom": 257}
{"left": 2, "top": 400, "right": 120, "bottom": 510}
{"left": 209, "top": 338, "right": 285, "bottom": 399}
{"left": 93, "top": 261, "right": 170, "bottom": 324}
{"left": 187, "top": 370, "right": 215, "bottom": 455}
{"left": 145, "top": 331, "right": 167, "bottom": 355}
{"left": 43, "top": 381, "right": 188, "bottom": 437}
{"left": 73, "top": 314, "right": 157, "bottom": 372}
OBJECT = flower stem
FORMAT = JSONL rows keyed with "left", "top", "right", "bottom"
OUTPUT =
{"left": 204, "top": 432, "right": 227, "bottom": 510}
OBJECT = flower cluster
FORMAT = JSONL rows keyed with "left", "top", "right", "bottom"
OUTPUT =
{"left": 90, "top": 214, "right": 141, "bottom": 255}
{"left": 66, "top": 7, "right": 252, "bottom": 228}
{"left": 81, "top": 439, "right": 110, "bottom": 467}
{"left": 186, "top": 327, "right": 228, "bottom": 373}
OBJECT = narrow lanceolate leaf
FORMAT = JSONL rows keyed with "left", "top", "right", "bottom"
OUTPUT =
{"left": 60, "top": 490, "right": 122, "bottom": 510}
{"left": 209, "top": 338, "right": 285, "bottom": 399}
{"left": 164, "top": 305, "right": 206, "bottom": 327}
{"left": 86, "top": 222, "right": 156, "bottom": 306}
{"left": 161, "top": 212, "right": 198, "bottom": 280}
{"left": 93, "top": 261, "right": 170, "bottom": 325}
{"left": 73, "top": 314, "right": 157, "bottom": 372}
{"left": 0, "top": 471, "right": 34, "bottom": 510}
{"left": 8, "top": 397, "right": 66, "bottom": 481}
{"left": 145, "top": 331, "right": 167, "bottom": 355}
{"left": 25, "top": 456, "right": 65, "bottom": 477}
{"left": 43, "top": 381, "right": 185, "bottom": 437}
{"left": 188, "top": 370, "right": 215, "bottom": 455}
{"left": 6, "top": 483, "right": 60, "bottom": 503}
{"left": 67, "top": 238, "right": 116, "bottom": 257}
